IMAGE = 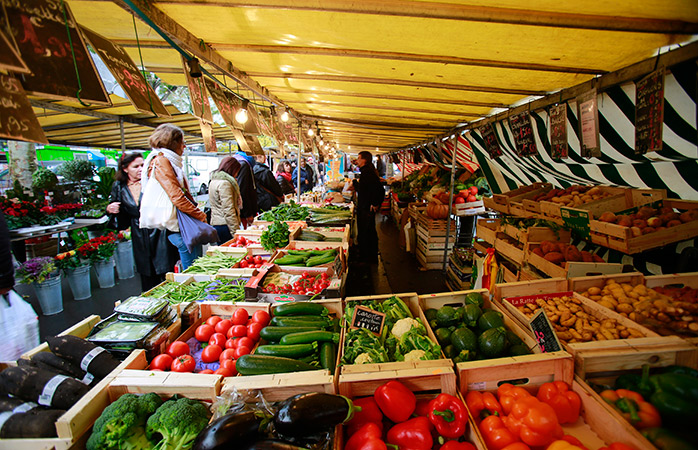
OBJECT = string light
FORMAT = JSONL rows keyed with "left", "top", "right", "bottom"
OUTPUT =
{"left": 307, "top": 127, "right": 314, "bottom": 136}
{"left": 235, "top": 99, "right": 249, "bottom": 124}
{"left": 281, "top": 107, "right": 290, "bottom": 122}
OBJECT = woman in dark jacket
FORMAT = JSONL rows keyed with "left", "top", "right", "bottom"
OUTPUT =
{"left": 276, "top": 160, "right": 295, "bottom": 195}
{"left": 106, "top": 152, "right": 176, "bottom": 291}
{"left": 253, "top": 155, "right": 284, "bottom": 212}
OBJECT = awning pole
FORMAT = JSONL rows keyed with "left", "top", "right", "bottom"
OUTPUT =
{"left": 297, "top": 124, "right": 302, "bottom": 202}
{"left": 120, "top": 118, "right": 126, "bottom": 152}
{"left": 443, "top": 135, "right": 458, "bottom": 272}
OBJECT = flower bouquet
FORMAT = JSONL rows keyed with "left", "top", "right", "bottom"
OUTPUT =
{"left": 16, "top": 257, "right": 63, "bottom": 314}
{"left": 78, "top": 233, "right": 118, "bottom": 288}
{"left": 56, "top": 251, "right": 91, "bottom": 300}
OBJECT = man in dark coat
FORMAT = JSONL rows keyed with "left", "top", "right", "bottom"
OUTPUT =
{"left": 352, "top": 151, "right": 385, "bottom": 262}
{"left": 292, "top": 158, "right": 313, "bottom": 193}
{"left": 253, "top": 155, "right": 284, "bottom": 212}
{"left": 232, "top": 150, "right": 258, "bottom": 227}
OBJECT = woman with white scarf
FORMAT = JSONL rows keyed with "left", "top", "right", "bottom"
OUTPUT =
{"left": 140, "top": 124, "right": 207, "bottom": 270}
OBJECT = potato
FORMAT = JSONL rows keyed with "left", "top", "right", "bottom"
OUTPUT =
{"left": 617, "top": 303, "right": 634, "bottom": 314}
{"left": 588, "top": 286, "right": 601, "bottom": 296}
{"left": 590, "top": 295, "right": 603, "bottom": 301}
{"left": 622, "top": 284, "right": 634, "bottom": 293}
{"left": 599, "top": 300, "right": 616, "bottom": 310}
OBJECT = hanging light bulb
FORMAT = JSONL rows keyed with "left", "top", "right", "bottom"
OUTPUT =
{"left": 319, "top": 137, "right": 324, "bottom": 146}
{"left": 307, "top": 127, "right": 314, "bottom": 136}
{"left": 235, "top": 99, "right": 249, "bottom": 124}
{"left": 281, "top": 107, "right": 290, "bottom": 122}
{"left": 187, "top": 57, "right": 202, "bottom": 78}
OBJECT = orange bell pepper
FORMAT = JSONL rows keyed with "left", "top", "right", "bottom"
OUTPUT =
{"left": 466, "top": 390, "right": 503, "bottom": 423}
{"left": 546, "top": 440, "right": 584, "bottom": 450}
{"left": 536, "top": 381, "right": 581, "bottom": 424}
{"left": 599, "top": 389, "right": 661, "bottom": 430}
{"left": 502, "top": 397, "right": 563, "bottom": 447}
{"left": 501, "top": 443, "right": 531, "bottom": 450}
{"left": 479, "top": 415, "right": 521, "bottom": 450}
{"left": 598, "top": 443, "right": 636, "bottom": 450}
{"left": 498, "top": 383, "right": 532, "bottom": 415}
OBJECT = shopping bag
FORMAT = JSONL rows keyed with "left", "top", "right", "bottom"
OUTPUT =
{"left": 176, "top": 209, "right": 219, "bottom": 253}
{"left": 140, "top": 176, "right": 178, "bottom": 231}
{"left": 0, "top": 290, "right": 40, "bottom": 360}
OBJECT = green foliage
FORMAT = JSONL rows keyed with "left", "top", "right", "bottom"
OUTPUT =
{"left": 93, "top": 167, "right": 116, "bottom": 201}
{"left": 31, "top": 167, "right": 58, "bottom": 192}
{"left": 57, "top": 160, "right": 95, "bottom": 182}
{"left": 260, "top": 220, "right": 290, "bottom": 251}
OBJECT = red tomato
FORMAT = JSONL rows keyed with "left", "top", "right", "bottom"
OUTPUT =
{"left": 230, "top": 325, "right": 247, "bottom": 338}
{"left": 151, "top": 368, "right": 164, "bottom": 372}
{"left": 238, "top": 236, "right": 247, "bottom": 245}
{"left": 454, "top": 196, "right": 466, "bottom": 204}
{"left": 254, "top": 256, "right": 263, "bottom": 265}
{"left": 247, "top": 322, "right": 264, "bottom": 342}
{"left": 166, "top": 341, "right": 190, "bottom": 358}
{"left": 214, "top": 367, "right": 233, "bottom": 377}
{"left": 150, "top": 354, "right": 173, "bottom": 371}
{"left": 194, "top": 324, "right": 215, "bottom": 343}
{"left": 470, "top": 186, "right": 479, "bottom": 195}
{"left": 214, "top": 319, "right": 233, "bottom": 335}
{"left": 234, "top": 346, "right": 251, "bottom": 358}
{"left": 220, "top": 358, "right": 237, "bottom": 374}
{"left": 201, "top": 344, "right": 223, "bottom": 363}
{"left": 220, "top": 348, "right": 236, "bottom": 361}
{"left": 205, "top": 316, "right": 222, "bottom": 327}
{"left": 236, "top": 336, "right": 254, "bottom": 350}
{"left": 171, "top": 354, "right": 195, "bottom": 372}
{"left": 466, "top": 195, "right": 477, "bottom": 203}
{"left": 208, "top": 332, "right": 226, "bottom": 347}
{"left": 321, "top": 272, "right": 329, "bottom": 279}
{"left": 240, "top": 260, "right": 249, "bottom": 268}
{"left": 251, "top": 310, "right": 271, "bottom": 327}
{"left": 199, "top": 369, "right": 214, "bottom": 374}
{"left": 225, "top": 338, "right": 238, "bottom": 349}
{"left": 231, "top": 308, "right": 249, "bottom": 326}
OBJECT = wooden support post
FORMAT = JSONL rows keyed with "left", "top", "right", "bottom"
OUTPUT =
{"left": 442, "top": 136, "right": 458, "bottom": 271}
{"left": 120, "top": 118, "right": 126, "bottom": 152}
{"left": 297, "top": 123, "right": 302, "bottom": 202}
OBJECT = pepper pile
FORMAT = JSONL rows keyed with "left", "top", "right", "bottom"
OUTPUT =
{"left": 344, "top": 380, "right": 475, "bottom": 450}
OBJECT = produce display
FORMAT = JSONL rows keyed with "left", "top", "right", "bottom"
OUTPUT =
{"left": 260, "top": 220, "right": 290, "bottom": 251}
{"left": 232, "top": 254, "right": 268, "bottom": 269}
{"left": 148, "top": 278, "right": 248, "bottom": 304}
{"left": 427, "top": 292, "right": 532, "bottom": 362}
{"left": 308, "top": 205, "right": 352, "bottom": 225}
{"left": 531, "top": 185, "right": 614, "bottom": 207}
{"left": 297, "top": 228, "right": 343, "bottom": 242}
{"left": 258, "top": 271, "right": 333, "bottom": 296}
{"left": 222, "top": 235, "right": 258, "bottom": 247}
{"left": 531, "top": 241, "right": 605, "bottom": 265}
{"left": 183, "top": 251, "right": 244, "bottom": 274}
{"left": 257, "top": 201, "right": 310, "bottom": 222}
{"left": 596, "top": 204, "right": 698, "bottom": 236}
{"left": 274, "top": 248, "right": 338, "bottom": 267}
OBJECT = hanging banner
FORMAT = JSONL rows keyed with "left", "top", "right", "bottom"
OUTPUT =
{"left": 81, "top": 27, "right": 170, "bottom": 117}
{"left": 0, "top": 74, "right": 48, "bottom": 144}
{"left": 478, "top": 122, "right": 503, "bottom": 158}
{"left": 577, "top": 89, "right": 601, "bottom": 158}
{"left": 204, "top": 78, "right": 235, "bottom": 128}
{"left": 509, "top": 111, "right": 538, "bottom": 157}
{"left": 199, "top": 119, "right": 217, "bottom": 152}
{"left": 0, "top": 26, "right": 29, "bottom": 73}
{"left": 635, "top": 67, "right": 665, "bottom": 155}
{"left": 549, "top": 103, "right": 568, "bottom": 159}
{"left": 5, "top": 0, "right": 111, "bottom": 105}
{"left": 326, "top": 157, "right": 344, "bottom": 182}
{"left": 182, "top": 55, "right": 212, "bottom": 122}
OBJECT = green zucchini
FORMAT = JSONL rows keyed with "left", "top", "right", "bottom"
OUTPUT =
{"left": 319, "top": 342, "right": 336, "bottom": 370}
{"left": 254, "top": 343, "right": 318, "bottom": 358}
{"left": 274, "top": 255, "right": 307, "bottom": 265}
{"left": 272, "top": 302, "right": 329, "bottom": 317}
{"left": 299, "top": 230, "right": 326, "bottom": 241}
{"left": 310, "top": 249, "right": 336, "bottom": 256}
{"left": 259, "top": 326, "right": 321, "bottom": 342}
{"left": 270, "top": 315, "right": 332, "bottom": 327}
{"left": 280, "top": 330, "right": 340, "bottom": 345}
{"left": 287, "top": 250, "right": 313, "bottom": 256}
{"left": 306, "top": 254, "right": 336, "bottom": 267}
{"left": 236, "top": 355, "right": 316, "bottom": 375}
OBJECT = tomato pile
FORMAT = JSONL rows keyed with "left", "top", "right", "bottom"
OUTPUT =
{"left": 234, "top": 254, "right": 267, "bottom": 268}
{"left": 149, "top": 308, "right": 270, "bottom": 377}
{"left": 260, "top": 271, "right": 331, "bottom": 296}
{"left": 454, "top": 186, "right": 479, "bottom": 205}
{"left": 225, "top": 235, "right": 258, "bottom": 247}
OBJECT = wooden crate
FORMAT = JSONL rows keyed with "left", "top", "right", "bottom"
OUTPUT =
{"left": 415, "top": 212, "right": 457, "bottom": 237}
{"left": 526, "top": 242, "right": 624, "bottom": 279}
{"left": 485, "top": 182, "right": 553, "bottom": 215}
{"left": 568, "top": 272, "right": 645, "bottom": 294}
{"left": 284, "top": 240, "right": 349, "bottom": 252}
{"left": 500, "top": 222, "right": 572, "bottom": 244}
{"left": 303, "top": 225, "right": 350, "bottom": 243}
{"left": 493, "top": 278, "right": 568, "bottom": 303}
{"left": 408, "top": 202, "right": 427, "bottom": 222}
{"left": 475, "top": 218, "right": 498, "bottom": 245}
{"left": 539, "top": 186, "right": 629, "bottom": 220}
{"left": 455, "top": 199, "right": 486, "bottom": 216}
{"left": 494, "top": 236, "right": 526, "bottom": 265}
{"left": 590, "top": 199, "right": 698, "bottom": 254}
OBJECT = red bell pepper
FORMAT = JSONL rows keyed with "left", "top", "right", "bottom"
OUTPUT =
{"left": 599, "top": 389, "right": 661, "bottom": 430}
{"left": 598, "top": 443, "right": 636, "bottom": 450}
{"left": 441, "top": 441, "right": 477, "bottom": 450}
{"left": 347, "top": 397, "right": 384, "bottom": 436}
{"left": 386, "top": 416, "right": 433, "bottom": 450}
{"left": 375, "top": 380, "right": 416, "bottom": 423}
{"left": 428, "top": 393, "right": 468, "bottom": 439}
{"left": 466, "top": 390, "right": 503, "bottom": 423}
{"left": 498, "top": 383, "right": 532, "bottom": 415}
{"left": 414, "top": 397, "right": 434, "bottom": 417}
{"left": 501, "top": 444, "right": 531, "bottom": 450}
{"left": 502, "top": 396, "right": 563, "bottom": 447}
{"left": 479, "top": 415, "right": 521, "bottom": 450}
{"left": 357, "top": 439, "right": 388, "bottom": 450}
{"left": 536, "top": 381, "right": 581, "bottom": 424}
{"left": 346, "top": 422, "right": 383, "bottom": 450}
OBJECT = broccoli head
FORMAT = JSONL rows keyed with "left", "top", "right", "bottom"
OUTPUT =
{"left": 146, "top": 397, "right": 211, "bottom": 450}
{"left": 87, "top": 393, "right": 164, "bottom": 450}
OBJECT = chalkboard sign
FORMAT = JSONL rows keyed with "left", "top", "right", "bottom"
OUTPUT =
{"left": 635, "top": 67, "right": 665, "bottom": 155}
{"left": 0, "top": 75, "right": 48, "bottom": 144}
{"left": 350, "top": 305, "right": 386, "bottom": 335}
{"left": 478, "top": 122, "right": 502, "bottom": 158}
{"left": 509, "top": 111, "right": 538, "bottom": 157}
{"left": 80, "top": 27, "right": 170, "bottom": 117}
{"left": 182, "top": 55, "right": 212, "bottom": 122}
{"left": 5, "top": 0, "right": 110, "bottom": 105}
{"left": 529, "top": 309, "right": 562, "bottom": 353}
{"left": 549, "top": 103, "right": 568, "bottom": 159}
{"left": 199, "top": 119, "right": 217, "bottom": 152}
{"left": 0, "top": 27, "right": 29, "bottom": 73}
{"left": 560, "top": 207, "right": 590, "bottom": 240}
{"left": 577, "top": 89, "right": 601, "bottom": 158}
{"left": 204, "top": 78, "right": 235, "bottom": 128}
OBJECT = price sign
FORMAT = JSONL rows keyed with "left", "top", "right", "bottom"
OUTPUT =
{"left": 509, "top": 111, "right": 538, "bottom": 157}
{"left": 549, "top": 103, "right": 568, "bottom": 159}
{"left": 478, "top": 122, "right": 503, "bottom": 158}
{"left": 0, "top": 74, "right": 48, "bottom": 144}
{"left": 0, "top": 26, "right": 29, "bottom": 73}
{"left": 351, "top": 305, "right": 386, "bottom": 336}
{"left": 199, "top": 119, "right": 217, "bottom": 152}
{"left": 560, "top": 207, "right": 590, "bottom": 241}
{"left": 182, "top": 55, "right": 212, "bottom": 122}
{"left": 529, "top": 309, "right": 562, "bottom": 353}
{"left": 635, "top": 67, "right": 665, "bottom": 155}
{"left": 577, "top": 89, "right": 601, "bottom": 158}
{"left": 204, "top": 78, "right": 235, "bottom": 128}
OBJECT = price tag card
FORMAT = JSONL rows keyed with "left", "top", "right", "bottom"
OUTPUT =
{"left": 509, "top": 111, "right": 538, "bottom": 157}
{"left": 560, "top": 207, "right": 590, "bottom": 241}
{"left": 635, "top": 67, "right": 665, "bottom": 155}
{"left": 350, "top": 305, "right": 386, "bottom": 336}
{"left": 529, "top": 309, "right": 562, "bottom": 353}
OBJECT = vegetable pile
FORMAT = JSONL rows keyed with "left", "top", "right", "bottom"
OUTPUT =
{"left": 274, "top": 248, "right": 338, "bottom": 267}
{"left": 149, "top": 278, "right": 248, "bottom": 304}
{"left": 428, "top": 291, "right": 531, "bottom": 363}
{"left": 183, "top": 251, "right": 244, "bottom": 274}
{"left": 297, "top": 228, "right": 343, "bottom": 242}
{"left": 260, "top": 271, "right": 332, "bottom": 296}
{"left": 260, "top": 220, "right": 290, "bottom": 252}
{"left": 257, "top": 201, "right": 309, "bottom": 222}
{"left": 342, "top": 296, "right": 441, "bottom": 364}
{"left": 233, "top": 254, "right": 267, "bottom": 268}
{"left": 308, "top": 205, "right": 352, "bottom": 225}
{"left": 222, "top": 235, "right": 257, "bottom": 247}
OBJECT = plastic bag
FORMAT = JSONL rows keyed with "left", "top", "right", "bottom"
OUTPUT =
{"left": 0, "top": 291, "right": 40, "bottom": 360}
{"left": 176, "top": 209, "right": 218, "bottom": 253}
{"left": 139, "top": 174, "right": 178, "bottom": 231}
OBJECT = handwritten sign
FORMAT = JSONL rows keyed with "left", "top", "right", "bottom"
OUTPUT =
{"left": 0, "top": 27, "right": 29, "bottom": 73}
{"left": 5, "top": 0, "right": 110, "bottom": 105}
{"left": 182, "top": 55, "right": 212, "bottom": 122}
{"left": 478, "top": 122, "right": 503, "bottom": 158}
{"left": 635, "top": 67, "right": 665, "bottom": 154}
{"left": 549, "top": 103, "right": 568, "bottom": 159}
{"left": 509, "top": 111, "right": 538, "bottom": 157}
{"left": 577, "top": 89, "right": 601, "bottom": 158}
{"left": 199, "top": 119, "right": 217, "bottom": 152}
{"left": 243, "top": 104, "right": 261, "bottom": 135}
{"left": 244, "top": 134, "right": 265, "bottom": 155}
{"left": 232, "top": 128, "right": 250, "bottom": 153}
{"left": 529, "top": 309, "right": 562, "bottom": 353}
{"left": 0, "top": 74, "right": 48, "bottom": 144}
{"left": 80, "top": 27, "right": 170, "bottom": 117}
{"left": 560, "top": 207, "right": 590, "bottom": 240}
{"left": 350, "top": 305, "right": 386, "bottom": 335}
{"left": 204, "top": 78, "right": 235, "bottom": 128}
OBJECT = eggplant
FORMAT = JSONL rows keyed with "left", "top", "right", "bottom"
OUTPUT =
{"left": 274, "top": 393, "right": 356, "bottom": 438}
{"left": 243, "top": 440, "right": 307, "bottom": 450}
{"left": 192, "top": 411, "right": 265, "bottom": 450}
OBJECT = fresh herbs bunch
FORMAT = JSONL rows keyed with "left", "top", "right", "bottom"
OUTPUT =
{"left": 16, "top": 257, "right": 58, "bottom": 284}
{"left": 260, "top": 220, "right": 290, "bottom": 251}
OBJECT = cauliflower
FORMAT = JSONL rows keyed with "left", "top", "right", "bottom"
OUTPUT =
{"left": 391, "top": 317, "right": 421, "bottom": 339}
{"left": 354, "top": 353, "right": 374, "bottom": 364}
{"left": 403, "top": 350, "right": 427, "bottom": 361}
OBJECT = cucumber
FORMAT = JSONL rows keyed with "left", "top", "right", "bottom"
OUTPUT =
{"left": 280, "top": 330, "right": 340, "bottom": 345}
{"left": 299, "top": 230, "right": 326, "bottom": 241}
{"left": 254, "top": 343, "right": 318, "bottom": 358}
{"left": 236, "top": 355, "right": 316, "bottom": 375}
{"left": 306, "top": 254, "right": 336, "bottom": 267}
{"left": 272, "top": 302, "right": 329, "bottom": 317}
{"left": 259, "top": 326, "right": 321, "bottom": 342}
{"left": 270, "top": 316, "right": 332, "bottom": 328}
{"left": 319, "top": 342, "right": 336, "bottom": 370}
{"left": 274, "top": 255, "right": 307, "bottom": 265}
{"left": 287, "top": 250, "right": 313, "bottom": 256}
{"left": 310, "top": 249, "right": 336, "bottom": 256}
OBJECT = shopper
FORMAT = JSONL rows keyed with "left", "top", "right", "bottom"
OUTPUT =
{"left": 292, "top": 157, "right": 313, "bottom": 194}
{"left": 232, "top": 149, "right": 258, "bottom": 227}
{"left": 353, "top": 151, "right": 386, "bottom": 263}
{"left": 107, "top": 152, "right": 175, "bottom": 291}
{"left": 208, "top": 156, "right": 242, "bottom": 244}
{"left": 140, "top": 124, "right": 207, "bottom": 270}
{"left": 276, "top": 160, "right": 295, "bottom": 195}
{"left": 253, "top": 155, "right": 284, "bottom": 212}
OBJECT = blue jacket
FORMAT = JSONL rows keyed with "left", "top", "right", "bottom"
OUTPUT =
{"left": 292, "top": 166, "right": 312, "bottom": 193}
